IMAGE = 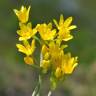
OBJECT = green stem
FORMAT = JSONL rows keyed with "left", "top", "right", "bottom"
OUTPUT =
{"left": 32, "top": 51, "right": 42, "bottom": 96}
{"left": 33, "top": 36, "right": 42, "bottom": 44}
{"left": 32, "top": 75, "right": 42, "bottom": 96}
{"left": 32, "top": 63, "right": 40, "bottom": 69}
{"left": 48, "top": 91, "right": 52, "bottom": 96}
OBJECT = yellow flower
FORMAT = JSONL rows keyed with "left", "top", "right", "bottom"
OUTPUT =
{"left": 53, "top": 50, "right": 78, "bottom": 77}
{"left": 14, "top": 6, "right": 31, "bottom": 23}
{"left": 54, "top": 14, "right": 77, "bottom": 41}
{"left": 17, "top": 23, "right": 37, "bottom": 41}
{"left": 24, "top": 56, "right": 34, "bottom": 65}
{"left": 16, "top": 39, "right": 35, "bottom": 64}
{"left": 62, "top": 53, "right": 78, "bottom": 74}
{"left": 36, "top": 23, "right": 56, "bottom": 40}
{"left": 16, "top": 39, "right": 35, "bottom": 56}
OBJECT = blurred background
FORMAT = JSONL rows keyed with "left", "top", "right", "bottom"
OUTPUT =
{"left": 0, "top": 0, "right": 96, "bottom": 96}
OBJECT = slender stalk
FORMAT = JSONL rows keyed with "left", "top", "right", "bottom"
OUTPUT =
{"left": 32, "top": 64, "right": 40, "bottom": 69}
{"left": 32, "top": 81, "right": 39, "bottom": 96}
{"left": 48, "top": 91, "right": 52, "bottom": 96}
{"left": 33, "top": 36, "right": 42, "bottom": 44}
{"left": 32, "top": 52, "right": 42, "bottom": 96}
{"left": 32, "top": 75, "right": 42, "bottom": 96}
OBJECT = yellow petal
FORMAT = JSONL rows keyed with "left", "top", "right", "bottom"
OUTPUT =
{"left": 64, "top": 17, "right": 72, "bottom": 27}
{"left": 21, "top": 6, "right": 25, "bottom": 12}
{"left": 27, "top": 22, "right": 32, "bottom": 28}
{"left": 59, "top": 14, "right": 64, "bottom": 26}
{"left": 19, "top": 22, "right": 25, "bottom": 29}
{"left": 68, "top": 25, "right": 77, "bottom": 30}
{"left": 47, "top": 29, "right": 56, "bottom": 40}
{"left": 42, "top": 45, "right": 48, "bottom": 55}
{"left": 48, "top": 23, "right": 52, "bottom": 29}
{"left": 27, "top": 6, "right": 31, "bottom": 17}
{"left": 17, "top": 30, "right": 22, "bottom": 36}
{"left": 31, "top": 39, "right": 36, "bottom": 54}
{"left": 16, "top": 44, "right": 27, "bottom": 54}
{"left": 44, "top": 52, "right": 50, "bottom": 60}
{"left": 63, "top": 35, "right": 73, "bottom": 41}
{"left": 13, "top": 9, "right": 19, "bottom": 16}
{"left": 61, "top": 44, "right": 68, "bottom": 49}
{"left": 32, "top": 28, "right": 37, "bottom": 36}
{"left": 55, "top": 67, "right": 62, "bottom": 78}
{"left": 19, "top": 37, "right": 26, "bottom": 41}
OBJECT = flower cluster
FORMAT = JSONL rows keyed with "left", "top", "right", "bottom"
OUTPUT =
{"left": 14, "top": 6, "right": 78, "bottom": 90}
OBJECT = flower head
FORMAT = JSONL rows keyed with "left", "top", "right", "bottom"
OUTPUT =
{"left": 62, "top": 53, "right": 78, "bottom": 74}
{"left": 54, "top": 14, "right": 77, "bottom": 41}
{"left": 16, "top": 39, "right": 35, "bottom": 64}
{"left": 14, "top": 6, "right": 31, "bottom": 23}
{"left": 36, "top": 23, "right": 56, "bottom": 40}
{"left": 17, "top": 23, "right": 37, "bottom": 41}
